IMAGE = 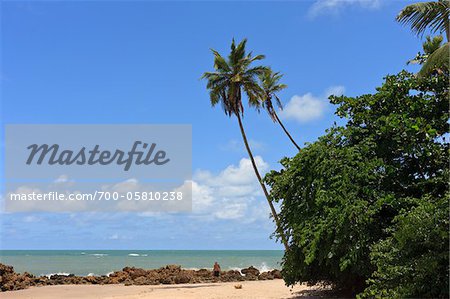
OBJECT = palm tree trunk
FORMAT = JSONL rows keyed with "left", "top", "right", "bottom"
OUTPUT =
{"left": 236, "top": 112, "right": 289, "bottom": 251}
{"left": 274, "top": 112, "right": 301, "bottom": 151}
{"left": 446, "top": 25, "right": 449, "bottom": 42}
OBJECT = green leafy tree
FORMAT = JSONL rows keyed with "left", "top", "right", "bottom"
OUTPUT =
{"left": 259, "top": 69, "right": 301, "bottom": 151}
{"left": 361, "top": 194, "right": 449, "bottom": 298}
{"left": 397, "top": 0, "right": 449, "bottom": 76}
{"left": 265, "top": 70, "right": 449, "bottom": 296}
{"left": 202, "top": 39, "right": 289, "bottom": 250}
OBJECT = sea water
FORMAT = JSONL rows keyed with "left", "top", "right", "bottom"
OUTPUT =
{"left": 0, "top": 250, "right": 283, "bottom": 277}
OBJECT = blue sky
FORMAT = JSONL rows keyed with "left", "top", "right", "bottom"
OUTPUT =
{"left": 1, "top": 0, "right": 422, "bottom": 250}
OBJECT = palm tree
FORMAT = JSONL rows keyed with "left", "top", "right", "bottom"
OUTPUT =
{"left": 396, "top": 0, "right": 449, "bottom": 41}
{"left": 202, "top": 39, "right": 289, "bottom": 250}
{"left": 407, "top": 35, "right": 444, "bottom": 65}
{"left": 396, "top": 0, "right": 449, "bottom": 76}
{"left": 407, "top": 35, "right": 449, "bottom": 76}
{"left": 418, "top": 41, "right": 449, "bottom": 76}
{"left": 259, "top": 69, "right": 301, "bottom": 151}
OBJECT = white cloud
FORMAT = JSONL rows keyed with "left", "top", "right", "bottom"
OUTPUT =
{"left": 108, "top": 178, "right": 139, "bottom": 193}
{"left": 280, "top": 93, "right": 326, "bottom": 122}
{"left": 6, "top": 157, "right": 273, "bottom": 222}
{"left": 214, "top": 202, "right": 247, "bottom": 220}
{"left": 279, "top": 85, "right": 345, "bottom": 123}
{"left": 190, "top": 156, "right": 271, "bottom": 221}
{"left": 191, "top": 181, "right": 214, "bottom": 213}
{"left": 309, "top": 0, "right": 382, "bottom": 18}
{"left": 208, "top": 156, "right": 267, "bottom": 186}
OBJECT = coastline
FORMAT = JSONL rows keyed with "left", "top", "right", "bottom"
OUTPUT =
{"left": 0, "top": 249, "right": 283, "bottom": 277}
{"left": 1, "top": 263, "right": 331, "bottom": 298}
{"left": 1, "top": 263, "right": 281, "bottom": 291}
{"left": 1, "top": 280, "right": 328, "bottom": 299}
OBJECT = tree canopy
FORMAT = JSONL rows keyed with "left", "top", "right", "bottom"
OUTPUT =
{"left": 265, "top": 70, "right": 449, "bottom": 297}
{"left": 202, "top": 38, "right": 267, "bottom": 117}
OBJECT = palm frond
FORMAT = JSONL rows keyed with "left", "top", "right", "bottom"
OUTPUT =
{"left": 396, "top": 0, "right": 449, "bottom": 39}
{"left": 229, "top": 39, "right": 247, "bottom": 68}
{"left": 249, "top": 54, "right": 266, "bottom": 62}
{"left": 274, "top": 95, "right": 283, "bottom": 110}
{"left": 418, "top": 42, "right": 449, "bottom": 76}
{"left": 246, "top": 66, "right": 270, "bottom": 77}
{"left": 423, "top": 35, "right": 444, "bottom": 53}
{"left": 202, "top": 38, "right": 267, "bottom": 117}
{"left": 211, "top": 49, "right": 231, "bottom": 72}
{"left": 244, "top": 87, "right": 262, "bottom": 110}
{"left": 257, "top": 68, "right": 287, "bottom": 121}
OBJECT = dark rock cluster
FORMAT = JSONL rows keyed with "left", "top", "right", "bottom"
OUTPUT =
{"left": 0, "top": 263, "right": 282, "bottom": 292}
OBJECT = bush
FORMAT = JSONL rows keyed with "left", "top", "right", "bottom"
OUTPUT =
{"left": 361, "top": 195, "right": 449, "bottom": 298}
{"left": 265, "top": 71, "right": 449, "bottom": 297}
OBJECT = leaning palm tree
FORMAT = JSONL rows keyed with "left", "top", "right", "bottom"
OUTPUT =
{"left": 259, "top": 69, "right": 301, "bottom": 151}
{"left": 396, "top": 0, "right": 449, "bottom": 76}
{"left": 202, "top": 39, "right": 289, "bottom": 250}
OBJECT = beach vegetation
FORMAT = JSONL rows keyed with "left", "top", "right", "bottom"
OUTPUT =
{"left": 265, "top": 69, "right": 449, "bottom": 297}
{"left": 397, "top": 0, "right": 449, "bottom": 76}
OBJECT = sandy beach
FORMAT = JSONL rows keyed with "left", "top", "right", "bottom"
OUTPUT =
{"left": 1, "top": 280, "right": 323, "bottom": 299}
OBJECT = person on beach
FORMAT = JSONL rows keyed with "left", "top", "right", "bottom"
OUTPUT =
{"left": 213, "top": 262, "right": 221, "bottom": 277}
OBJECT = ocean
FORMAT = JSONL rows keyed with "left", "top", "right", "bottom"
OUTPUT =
{"left": 0, "top": 250, "right": 284, "bottom": 277}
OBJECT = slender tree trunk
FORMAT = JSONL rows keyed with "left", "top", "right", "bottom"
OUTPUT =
{"left": 274, "top": 112, "right": 301, "bottom": 151}
{"left": 236, "top": 112, "right": 289, "bottom": 251}
{"left": 446, "top": 24, "right": 449, "bottom": 42}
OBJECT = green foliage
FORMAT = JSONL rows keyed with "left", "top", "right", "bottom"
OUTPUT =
{"left": 265, "top": 71, "right": 449, "bottom": 297}
{"left": 396, "top": 0, "right": 449, "bottom": 39}
{"left": 407, "top": 35, "right": 443, "bottom": 65}
{"left": 258, "top": 68, "right": 287, "bottom": 121}
{"left": 397, "top": 0, "right": 450, "bottom": 77}
{"left": 360, "top": 194, "right": 449, "bottom": 299}
{"left": 423, "top": 35, "right": 444, "bottom": 54}
{"left": 201, "top": 38, "right": 268, "bottom": 117}
{"left": 418, "top": 42, "right": 449, "bottom": 77}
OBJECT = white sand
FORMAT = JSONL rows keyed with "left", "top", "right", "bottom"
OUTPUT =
{"left": 2, "top": 280, "right": 323, "bottom": 299}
